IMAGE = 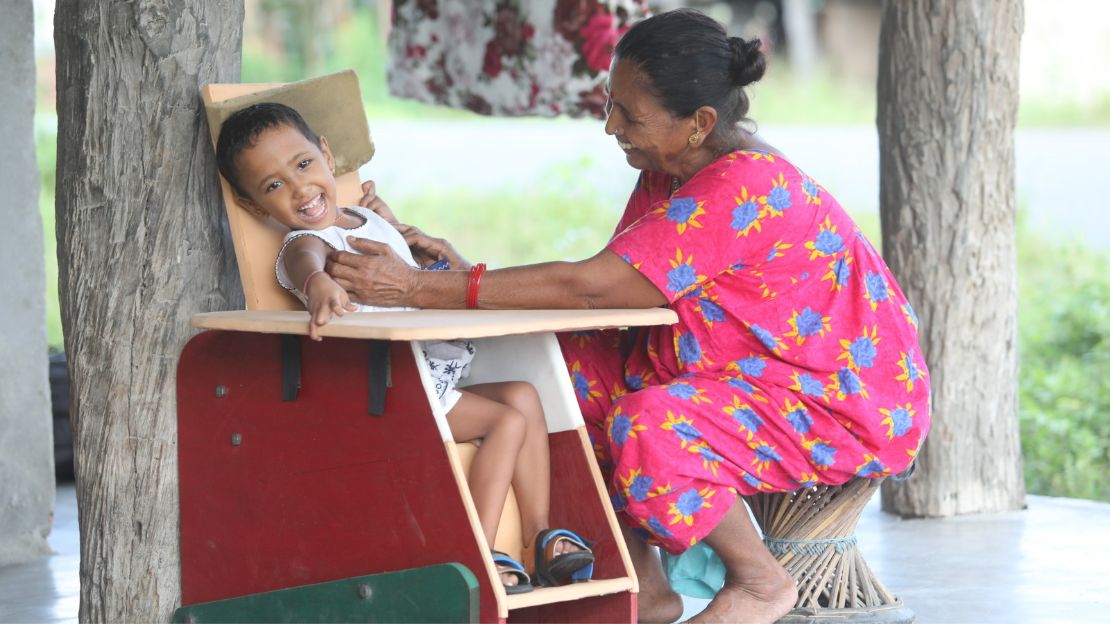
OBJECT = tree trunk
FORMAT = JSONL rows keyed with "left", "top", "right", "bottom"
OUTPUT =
{"left": 54, "top": 1, "right": 244, "bottom": 620}
{"left": 877, "top": 0, "right": 1025, "bottom": 517}
{"left": 0, "top": 0, "right": 54, "bottom": 568}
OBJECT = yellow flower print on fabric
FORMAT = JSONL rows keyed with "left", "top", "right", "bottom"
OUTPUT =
{"left": 724, "top": 396, "right": 765, "bottom": 441}
{"left": 731, "top": 186, "right": 768, "bottom": 238}
{"left": 829, "top": 367, "right": 871, "bottom": 401}
{"left": 764, "top": 172, "right": 792, "bottom": 217}
{"left": 822, "top": 254, "right": 853, "bottom": 293}
{"left": 620, "top": 467, "right": 660, "bottom": 503}
{"left": 805, "top": 216, "right": 846, "bottom": 260}
{"left": 855, "top": 454, "right": 890, "bottom": 478}
{"left": 654, "top": 196, "right": 706, "bottom": 235}
{"left": 570, "top": 360, "right": 604, "bottom": 403}
{"left": 780, "top": 397, "right": 817, "bottom": 434}
{"left": 608, "top": 406, "right": 647, "bottom": 447}
{"left": 895, "top": 349, "right": 928, "bottom": 392}
{"left": 749, "top": 439, "right": 783, "bottom": 474}
{"left": 667, "top": 486, "right": 717, "bottom": 526}
{"left": 879, "top": 403, "right": 916, "bottom": 440}
{"left": 864, "top": 271, "right": 896, "bottom": 311}
{"left": 838, "top": 325, "right": 880, "bottom": 372}
{"left": 764, "top": 239, "right": 793, "bottom": 263}
{"left": 661, "top": 411, "right": 702, "bottom": 449}
{"left": 688, "top": 441, "right": 724, "bottom": 476}
{"left": 802, "top": 176, "right": 822, "bottom": 205}
{"left": 784, "top": 307, "right": 832, "bottom": 346}
{"left": 665, "top": 248, "right": 707, "bottom": 297}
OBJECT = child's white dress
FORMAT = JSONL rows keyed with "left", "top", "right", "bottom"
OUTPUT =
{"left": 275, "top": 206, "right": 475, "bottom": 410}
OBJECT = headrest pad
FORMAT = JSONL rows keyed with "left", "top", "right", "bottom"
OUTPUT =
{"left": 204, "top": 69, "right": 374, "bottom": 176}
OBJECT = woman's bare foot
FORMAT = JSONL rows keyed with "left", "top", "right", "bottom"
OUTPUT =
{"left": 687, "top": 567, "right": 797, "bottom": 624}
{"left": 638, "top": 586, "right": 684, "bottom": 623}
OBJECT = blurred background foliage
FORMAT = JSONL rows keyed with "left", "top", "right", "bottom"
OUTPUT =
{"left": 33, "top": 0, "right": 1109, "bottom": 501}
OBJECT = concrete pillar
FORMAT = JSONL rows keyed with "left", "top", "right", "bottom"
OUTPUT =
{"left": 0, "top": 0, "right": 54, "bottom": 567}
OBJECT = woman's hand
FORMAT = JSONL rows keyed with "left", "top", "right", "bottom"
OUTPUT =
{"left": 304, "top": 274, "right": 358, "bottom": 341}
{"left": 358, "top": 180, "right": 398, "bottom": 224}
{"left": 395, "top": 223, "right": 472, "bottom": 269}
{"left": 326, "top": 236, "right": 420, "bottom": 307}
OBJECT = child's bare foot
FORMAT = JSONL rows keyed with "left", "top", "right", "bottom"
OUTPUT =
{"left": 687, "top": 567, "right": 796, "bottom": 624}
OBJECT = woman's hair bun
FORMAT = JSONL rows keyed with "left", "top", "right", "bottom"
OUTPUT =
{"left": 728, "top": 37, "right": 767, "bottom": 87}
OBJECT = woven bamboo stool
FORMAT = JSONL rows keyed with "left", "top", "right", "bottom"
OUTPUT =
{"left": 744, "top": 477, "right": 915, "bottom": 623}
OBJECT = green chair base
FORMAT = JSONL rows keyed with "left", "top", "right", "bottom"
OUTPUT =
{"left": 173, "top": 562, "right": 479, "bottom": 623}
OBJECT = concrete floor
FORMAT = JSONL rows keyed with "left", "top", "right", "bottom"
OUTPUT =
{"left": 2, "top": 484, "right": 1108, "bottom": 623}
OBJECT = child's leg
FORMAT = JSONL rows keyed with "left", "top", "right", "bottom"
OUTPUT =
{"left": 463, "top": 382, "right": 551, "bottom": 541}
{"left": 447, "top": 389, "right": 526, "bottom": 549}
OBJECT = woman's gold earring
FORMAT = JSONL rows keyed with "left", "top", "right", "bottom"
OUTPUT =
{"left": 689, "top": 132, "right": 699, "bottom": 145}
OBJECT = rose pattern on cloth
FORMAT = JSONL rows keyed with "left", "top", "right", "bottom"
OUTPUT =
{"left": 389, "top": 0, "right": 649, "bottom": 118}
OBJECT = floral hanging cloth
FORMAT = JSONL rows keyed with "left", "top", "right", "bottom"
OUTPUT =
{"left": 388, "top": 0, "right": 649, "bottom": 118}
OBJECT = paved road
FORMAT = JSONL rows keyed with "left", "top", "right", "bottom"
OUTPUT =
{"left": 362, "top": 121, "right": 1110, "bottom": 248}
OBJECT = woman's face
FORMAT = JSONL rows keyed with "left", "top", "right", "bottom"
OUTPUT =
{"left": 604, "top": 59, "right": 693, "bottom": 177}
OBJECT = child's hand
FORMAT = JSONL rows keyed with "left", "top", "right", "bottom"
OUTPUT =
{"left": 358, "top": 180, "right": 399, "bottom": 224}
{"left": 304, "top": 274, "right": 358, "bottom": 341}
{"left": 395, "top": 223, "right": 472, "bottom": 269}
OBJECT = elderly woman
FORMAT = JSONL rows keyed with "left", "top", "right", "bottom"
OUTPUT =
{"left": 329, "top": 9, "right": 930, "bottom": 624}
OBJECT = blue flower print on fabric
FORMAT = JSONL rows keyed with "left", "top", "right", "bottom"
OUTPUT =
{"left": 675, "top": 488, "right": 710, "bottom": 518}
{"left": 808, "top": 440, "right": 838, "bottom": 468}
{"left": 865, "top": 272, "right": 892, "bottom": 308}
{"left": 629, "top": 474, "right": 655, "bottom": 502}
{"left": 856, "top": 457, "right": 887, "bottom": 478}
{"left": 731, "top": 407, "right": 764, "bottom": 434}
{"left": 837, "top": 368, "right": 864, "bottom": 396}
{"left": 785, "top": 405, "right": 813, "bottom": 434}
{"left": 611, "top": 489, "right": 628, "bottom": 512}
{"left": 727, "top": 377, "right": 756, "bottom": 394}
{"left": 677, "top": 332, "right": 704, "bottom": 367}
{"left": 742, "top": 471, "right": 765, "bottom": 490}
{"left": 731, "top": 201, "right": 762, "bottom": 236}
{"left": 802, "top": 177, "right": 821, "bottom": 205}
{"left": 572, "top": 370, "right": 594, "bottom": 401}
{"left": 667, "top": 263, "right": 699, "bottom": 294}
{"left": 668, "top": 382, "right": 698, "bottom": 400}
{"left": 646, "top": 516, "right": 674, "bottom": 539}
{"left": 796, "top": 307, "right": 827, "bottom": 338}
{"left": 737, "top": 356, "right": 767, "bottom": 377}
{"left": 669, "top": 420, "right": 703, "bottom": 446}
{"left": 625, "top": 373, "right": 646, "bottom": 391}
{"left": 795, "top": 373, "right": 826, "bottom": 398}
{"left": 664, "top": 197, "right": 705, "bottom": 234}
{"left": 767, "top": 185, "right": 791, "bottom": 215}
{"left": 750, "top": 324, "right": 779, "bottom": 352}
{"left": 699, "top": 298, "right": 727, "bottom": 324}
{"left": 882, "top": 406, "right": 913, "bottom": 438}
{"left": 814, "top": 228, "right": 844, "bottom": 256}
{"left": 849, "top": 336, "right": 878, "bottom": 368}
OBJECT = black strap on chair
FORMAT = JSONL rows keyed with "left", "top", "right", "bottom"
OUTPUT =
{"left": 281, "top": 334, "right": 301, "bottom": 401}
{"left": 367, "top": 340, "right": 390, "bottom": 416}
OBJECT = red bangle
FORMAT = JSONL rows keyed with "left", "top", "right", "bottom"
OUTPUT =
{"left": 302, "top": 270, "right": 326, "bottom": 294}
{"left": 466, "top": 263, "right": 486, "bottom": 309}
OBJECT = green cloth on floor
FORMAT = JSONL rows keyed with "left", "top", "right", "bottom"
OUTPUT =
{"left": 661, "top": 541, "right": 725, "bottom": 599}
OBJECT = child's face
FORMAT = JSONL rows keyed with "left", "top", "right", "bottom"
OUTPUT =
{"left": 233, "top": 123, "right": 339, "bottom": 231}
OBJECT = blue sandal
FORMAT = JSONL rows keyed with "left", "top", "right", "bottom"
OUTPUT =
{"left": 491, "top": 550, "right": 534, "bottom": 594}
{"left": 529, "top": 529, "right": 595, "bottom": 587}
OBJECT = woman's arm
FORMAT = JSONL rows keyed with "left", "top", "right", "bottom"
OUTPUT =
{"left": 326, "top": 237, "right": 667, "bottom": 310}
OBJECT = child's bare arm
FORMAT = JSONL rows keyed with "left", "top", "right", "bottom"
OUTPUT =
{"left": 283, "top": 237, "right": 357, "bottom": 341}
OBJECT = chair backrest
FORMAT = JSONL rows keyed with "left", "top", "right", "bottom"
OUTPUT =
{"left": 201, "top": 70, "right": 375, "bottom": 310}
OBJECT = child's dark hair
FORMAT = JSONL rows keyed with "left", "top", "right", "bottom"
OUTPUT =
{"left": 215, "top": 102, "right": 320, "bottom": 196}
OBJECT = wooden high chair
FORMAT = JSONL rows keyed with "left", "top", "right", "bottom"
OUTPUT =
{"left": 174, "top": 70, "right": 677, "bottom": 623}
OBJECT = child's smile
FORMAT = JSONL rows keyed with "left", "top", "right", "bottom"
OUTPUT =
{"left": 233, "top": 123, "right": 340, "bottom": 231}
